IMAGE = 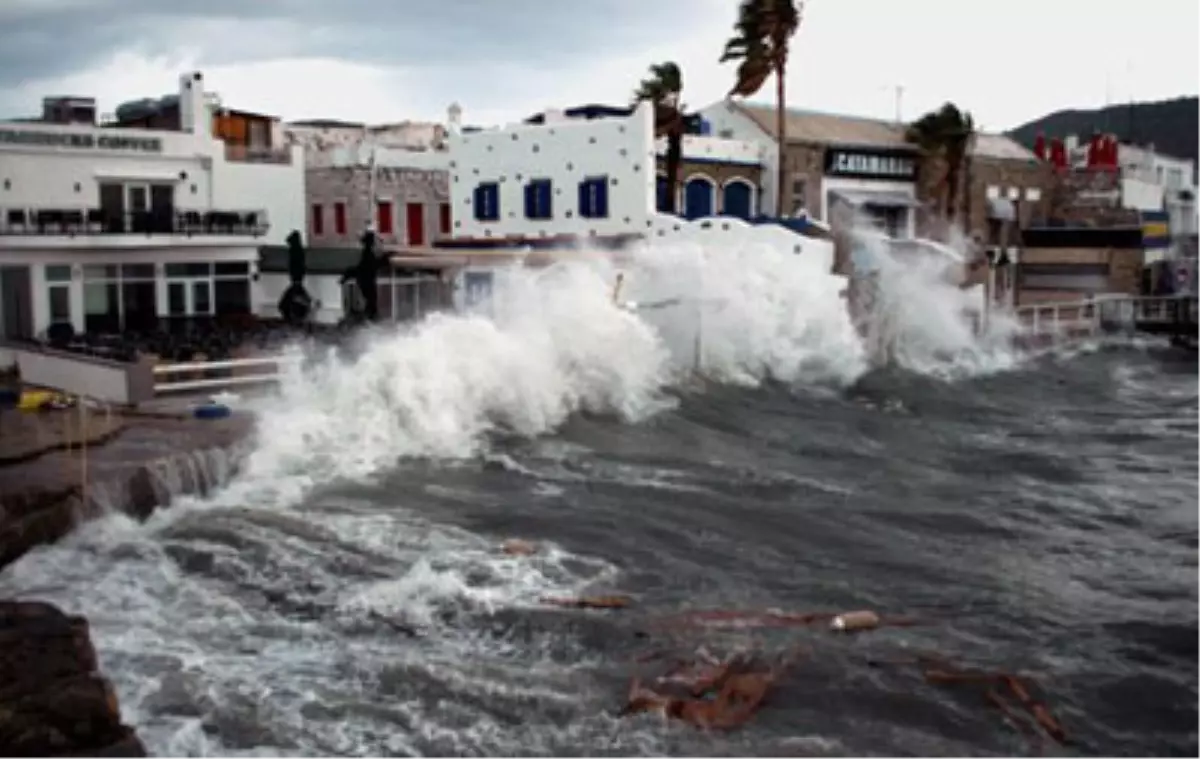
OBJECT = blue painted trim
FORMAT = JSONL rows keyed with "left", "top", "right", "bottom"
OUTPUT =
{"left": 662, "top": 155, "right": 762, "bottom": 168}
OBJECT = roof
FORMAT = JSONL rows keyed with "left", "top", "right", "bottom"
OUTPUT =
{"left": 732, "top": 102, "right": 912, "bottom": 149}
{"left": 971, "top": 133, "right": 1038, "bottom": 162}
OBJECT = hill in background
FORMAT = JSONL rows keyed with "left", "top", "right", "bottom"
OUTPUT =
{"left": 1007, "top": 97, "right": 1198, "bottom": 171}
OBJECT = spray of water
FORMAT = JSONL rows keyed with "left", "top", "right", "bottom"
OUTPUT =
{"left": 0, "top": 231, "right": 1033, "bottom": 756}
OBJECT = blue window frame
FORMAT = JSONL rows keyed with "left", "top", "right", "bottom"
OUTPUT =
{"left": 524, "top": 178, "right": 553, "bottom": 220}
{"left": 473, "top": 182, "right": 500, "bottom": 222}
{"left": 578, "top": 176, "right": 609, "bottom": 219}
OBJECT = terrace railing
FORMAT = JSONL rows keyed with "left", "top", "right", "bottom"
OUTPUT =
{"left": 0, "top": 207, "right": 270, "bottom": 237}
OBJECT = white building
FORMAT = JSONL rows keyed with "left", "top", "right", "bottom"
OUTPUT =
{"left": 1062, "top": 135, "right": 1198, "bottom": 246}
{"left": 0, "top": 71, "right": 305, "bottom": 341}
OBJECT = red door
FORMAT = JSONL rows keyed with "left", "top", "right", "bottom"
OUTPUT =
{"left": 406, "top": 203, "right": 425, "bottom": 246}
{"left": 377, "top": 201, "right": 393, "bottom": 235}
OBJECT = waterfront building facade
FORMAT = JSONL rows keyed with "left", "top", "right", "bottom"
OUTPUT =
{"left": 0, "top": 71, "right": 305, "bottom": 341}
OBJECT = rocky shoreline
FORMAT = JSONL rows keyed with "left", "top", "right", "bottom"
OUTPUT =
{"left": 0, "top": 404, "right": 256, "bottom": 757}
{"left": 0, "top": 600, "right": 147, "bottom": 756}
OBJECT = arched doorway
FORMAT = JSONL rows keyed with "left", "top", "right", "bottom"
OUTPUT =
{"left": 683, "top": 176, "right": 715, "bottom": 220}
{"left": 722, "top": 179, "right": 754, "bottom": 219}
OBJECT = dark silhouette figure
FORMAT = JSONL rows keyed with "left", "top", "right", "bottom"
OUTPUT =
{"left": 340, "top": 230, "right": 387, "bottom": 322}
{"left": 277, "top": 230, "right": 314, "bottom": 325}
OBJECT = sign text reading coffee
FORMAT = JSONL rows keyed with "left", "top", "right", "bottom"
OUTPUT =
{"left": 0, "top": 128, "right": 163, "bottom": 153}
{"left": 824, "top": 148, "right": 917, "bottom": 181}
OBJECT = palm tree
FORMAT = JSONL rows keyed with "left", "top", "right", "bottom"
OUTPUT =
{"left": 905, "top": 103, "right": 976, "bottom": 223}
{"left": 720, "top": 0, "right": 803, "bottom": 218}
{"left": 633, "top": 62, "right": 684, "bottom": 215}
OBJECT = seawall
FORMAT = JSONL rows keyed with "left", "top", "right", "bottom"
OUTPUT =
{"left": 0, "top": 407, "right": 253, "bottom": 571}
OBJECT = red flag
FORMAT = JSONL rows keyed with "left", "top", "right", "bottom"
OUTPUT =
{"left": 1034, "top": 133, "right": 1046, "bottom": 160}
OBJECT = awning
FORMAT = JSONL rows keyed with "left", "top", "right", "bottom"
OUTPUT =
{"left": 830, "top": 190, "right": 921, "bottom": 209}
{"left": 987, "top": 197, "right": 1016, "bottom": 221}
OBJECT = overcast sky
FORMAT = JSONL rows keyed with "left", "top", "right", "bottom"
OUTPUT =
{"left": 1, "top": 0, "right": 1196, "bottom": 132}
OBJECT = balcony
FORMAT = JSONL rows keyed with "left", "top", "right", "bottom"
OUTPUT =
{"left": 0, "top": 207, "right": 270, "bottom": 238}
{"left": 224, "top": 143, "right": 293, "bottom": 164}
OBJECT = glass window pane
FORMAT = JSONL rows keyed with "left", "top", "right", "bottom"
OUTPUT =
{"left": 213, "top": 279, "right": 250, "bottom": 315}
{"left": 192, "top": 281, "right": 211, "bottom": 314}
{"left": 45, "top": 265, "right": 72, "bottom": 282}
{"left": 215, "top": 262, "right": 250, "bottom": 276}
{"left": 165, "top": 262, "right": 212, "bottom": 277}
{"left": 83, "top": 265, "right": 118, "bottom": 281}
{"left": 48, "top": 286, "right": 70, "bottom": 321}
{"left": 121, "top": 264, "right": 156, "bottom": 280}
{"left": 168, "top": 282, "right": 187, "bottom": 315}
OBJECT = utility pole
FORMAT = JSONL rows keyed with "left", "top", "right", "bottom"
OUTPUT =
{"left": 894, "top": 85, "right": 904, "bottom": 125}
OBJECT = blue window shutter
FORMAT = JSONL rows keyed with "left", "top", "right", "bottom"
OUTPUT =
{"left": 595, "top": 178, "right": 608, "bottom": 218}
{"left": 578, "top": 180, "right": 590, "bottom": 218}
{"left": 474, "top": 184, "right": 485, "bottom": 221}
{"left": 524, "top": 182, "right": 535, "bottom": 219}
{"left": 537, "top": 180, "right": 552, "bottom": 219}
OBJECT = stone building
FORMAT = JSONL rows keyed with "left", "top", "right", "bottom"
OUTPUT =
{"left": 699, "top": 101, "right": 922, "bottom": 238}
{"left": 305, "top": 161, "right": 452, "bottom": 249}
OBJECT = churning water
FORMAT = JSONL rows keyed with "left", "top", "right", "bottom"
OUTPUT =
{"left": 1, "top": 236, "right": 1195, "bottom": 757}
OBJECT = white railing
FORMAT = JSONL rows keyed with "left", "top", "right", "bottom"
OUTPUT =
{"left": 1014, "top": 294, "right": 1197, "bottom": 339}
{"left": 152, "top": 355, "right": 301, "bottom": 395}
{"left": 1015, "top": 297, "right": 1105, "bottom": 337}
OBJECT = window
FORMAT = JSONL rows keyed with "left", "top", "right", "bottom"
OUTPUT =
{"left": 473, "top": 182, "right": 500, "bottom": 222}
{"left": 334, "top": 202, "right": 347, "bottom": 235}
{"left": 311, "top": 203, "right": 324, "bottom": 236}
{"left": 377, "top": 200, "right": 394, "bottom": 234}
{"left": 439, "top": 202, "right": 452, "bottom": 235}
{"left": 790, "top": 176, "right": 807, "bottom": 216}
{"left": 524, "top": 179, "right": 553, "bottom": 220}
{"left": 578, "top": 176, "right": 609, "bottom": 219}
{"left": 48, "top": 286, "right": 70, "bottom": 322}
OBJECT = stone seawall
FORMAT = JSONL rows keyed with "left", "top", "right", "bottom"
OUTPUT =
{"left": 0, "top": 408, "right": 253, "bottom": 572}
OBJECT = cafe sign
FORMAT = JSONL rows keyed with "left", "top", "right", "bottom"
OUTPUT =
{"left": 824, "top": 148, "right": 917, "bottom": 181}
{"left": 0, "top": 128, "right": 163, "bottom": 153}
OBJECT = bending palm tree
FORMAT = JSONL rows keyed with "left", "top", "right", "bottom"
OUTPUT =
{"left": 720, "top": 0, "right": 803, "bottom": 218}
{"left": 633, "top": 62, "right": 684, "bottom": 215}
{"left": 905, "top": 103, "right": 975, "bottom": 222}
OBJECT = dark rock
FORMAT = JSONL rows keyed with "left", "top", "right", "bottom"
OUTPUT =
{"left": 0, "top": 601, "right": 146, "bottom": 757}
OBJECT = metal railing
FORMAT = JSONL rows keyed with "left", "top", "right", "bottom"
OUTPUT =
{"left": 0, "top": 208, "right": 270, "bottom": 237}
{"left": 1014, "top": 294, "right": 1198, "bottom": 338}
{"left": 152, "top": 355, "right": 300, "bottom": 395}
{"left": 224, "top": 143, "right": 293, "bottom": 164}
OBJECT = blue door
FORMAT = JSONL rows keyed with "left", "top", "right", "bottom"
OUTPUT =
{"left": 722, "top": 182, "right": 752, "bottom": 219}
{"left": 656, "top": 176, "right": 671, "bottom": 213}
{"left": 683, "top": 178, "right": 714, "bottom": 220}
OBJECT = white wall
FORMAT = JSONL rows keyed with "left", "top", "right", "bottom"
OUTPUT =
{"left": 696, "top": 101, "right": 780, "bottom": 215}
{"left": 0, "top": 129, "right": 213, "bottom": 209}
{"left": 210, "top": 145, "right": 306, "bottom": 246}
{"left": 322, "top": 143, "right": 452, "bottom": 171}
{"left": 654, "top": 134, "right": 767, "bottom": 166}
{"left": 1120, "top": 176, "right": 1166, "bottom": 213}
{"left": 446, "top": 102, "right": 656, "bottom": 239}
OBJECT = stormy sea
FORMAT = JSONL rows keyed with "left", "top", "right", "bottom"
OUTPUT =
{"left": 1, "top": 240, "right": 1196, "bottom": 757}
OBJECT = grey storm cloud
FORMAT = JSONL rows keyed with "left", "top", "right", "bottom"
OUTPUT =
{"left": 0, "top": 0, "right": 691, "bottom": 91}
